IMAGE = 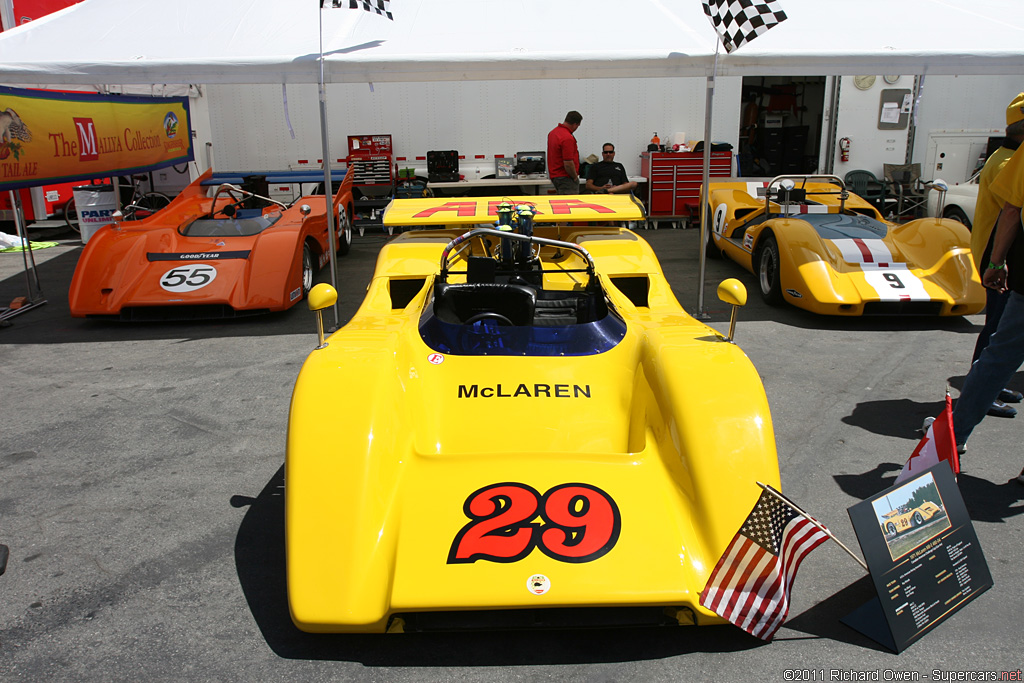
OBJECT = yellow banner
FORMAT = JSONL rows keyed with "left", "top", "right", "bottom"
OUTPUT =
{"left": 0, "top": 86, "right": 193, "bottom": 192}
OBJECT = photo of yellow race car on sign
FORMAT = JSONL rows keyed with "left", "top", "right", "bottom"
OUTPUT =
{"left": 704, "top": 175, "right": 985, "bottom": 316}
{"left": 872, "top": 472, "right": 951, "bottom": 561}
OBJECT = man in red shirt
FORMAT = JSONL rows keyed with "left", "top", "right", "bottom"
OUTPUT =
{"left": 547, "top": 111, "right": 582, "bottom": 194}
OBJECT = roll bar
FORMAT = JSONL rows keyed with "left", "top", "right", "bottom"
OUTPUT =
{"left": 764, "top": 174, "right": 849, "bottom": 213}
{"left": 437, "top": 227, "right": 597, "bottom": 283}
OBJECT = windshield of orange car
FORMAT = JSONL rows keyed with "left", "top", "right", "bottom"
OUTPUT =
{"left": 181, "top": 211, "right": 282, "bottom": 237}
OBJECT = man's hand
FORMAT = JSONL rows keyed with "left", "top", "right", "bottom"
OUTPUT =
{"left": 983, "top": 265, "right": 1009, "bottom": 292}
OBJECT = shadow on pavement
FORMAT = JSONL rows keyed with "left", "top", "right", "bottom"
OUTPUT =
{"left": 833, "top": 466, "right": 1024, "bottom": 524}
{"left": 782, "top": 575, "right": 888, "bottom": 652}
{"left": 842, "top": 398, "right": 946, "bottom": 440}
{"left": 232, "top": 466, "right": 765, "bottom": 664}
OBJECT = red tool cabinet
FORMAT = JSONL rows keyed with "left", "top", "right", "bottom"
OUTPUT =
{"left": 640, "top": 151, "right": 733, "bottom": 225}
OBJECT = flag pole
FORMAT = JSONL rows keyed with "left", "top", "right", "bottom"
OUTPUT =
{"left": 757, "top": 481, "right": 868, "bottom": 570}
{"left": 695, "top": 40, "right": 719, "bottom": 319}
{"left": 318, "top": 1, "right": 341, "bottom": 330}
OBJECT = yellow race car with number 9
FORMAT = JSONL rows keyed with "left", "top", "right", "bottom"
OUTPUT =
{"left": 704, "top": 175, "right": 985, "bottom": 316}
{"left": 286, "top": 194, "right": 780, "bottom": 633}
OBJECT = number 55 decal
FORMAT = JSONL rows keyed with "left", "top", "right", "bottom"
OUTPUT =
{"left": 448, "top": 482, "right": 621, "bottom": 564}
{"left": 160, "top": 264, "right": 218, "bottom": 292}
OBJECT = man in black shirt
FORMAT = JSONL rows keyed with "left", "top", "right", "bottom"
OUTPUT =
{"left": 586, "top": 143, "right": 638, "bottom": 195}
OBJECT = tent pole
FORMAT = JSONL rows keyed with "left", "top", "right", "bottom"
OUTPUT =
{"left": 695, "top": 43, "right": 719, "bottom": 319}
{"left": 318, "top": 5, "right": 341, "bottom": 330}
{"left": 1, "top": 190, "right": 47, "bottom": 322}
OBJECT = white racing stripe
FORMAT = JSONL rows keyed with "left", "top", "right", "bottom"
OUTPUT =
{"left": 777, "top": 204, "right": 829, "bottom": 215}
{"left": 832, "top": 238, "right": 893, "bottom": 265}
{"left": 831, "top": 238, "right": 929, "bottom": 301}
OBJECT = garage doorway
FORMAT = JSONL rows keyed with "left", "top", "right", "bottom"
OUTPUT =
{"left": 737, "top": 76, "right": 827, "bottom": 177}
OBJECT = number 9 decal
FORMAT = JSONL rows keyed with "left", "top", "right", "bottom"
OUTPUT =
{"left": 882, "top": 272, "right": 905, "bottom": 289}
{"left": 160, "top": 264, "right": 218, "bottom": 292}
{"left": 713, "top": 203, "right": 728, "bottom": 235}
{"left": 448, "top": 482, "right": 621, "bottom": 564}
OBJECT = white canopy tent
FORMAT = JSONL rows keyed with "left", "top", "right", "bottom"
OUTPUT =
{"left": 1, "top": 0, "right": 1022, "bottom": 85}
{"left": 2, "top": 0, "right": 1022, "bottom": 316}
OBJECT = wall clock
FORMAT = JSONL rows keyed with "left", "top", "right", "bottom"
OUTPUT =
{"left": 854, "top": 75, "right": 876, "bottom": 90}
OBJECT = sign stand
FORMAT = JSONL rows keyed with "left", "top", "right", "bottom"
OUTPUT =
{"left": 843, "top": 463, "right": 992, "bottom": 653}
{"left": 1, "top": 189, "right": 47, "bottom": 323}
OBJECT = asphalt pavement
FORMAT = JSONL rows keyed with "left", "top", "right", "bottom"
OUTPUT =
{"left": 1, "top": 223, "right": 1021, "bottom": 682}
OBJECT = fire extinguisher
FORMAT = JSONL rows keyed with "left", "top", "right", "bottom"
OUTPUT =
{"left": 839, "top": 137, "right": 851, "bottom": 162}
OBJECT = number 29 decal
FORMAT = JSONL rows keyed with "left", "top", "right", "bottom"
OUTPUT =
{"left": 448, "top": 482, "right": 621, "bottom": 564}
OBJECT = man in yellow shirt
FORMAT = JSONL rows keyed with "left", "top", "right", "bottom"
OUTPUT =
{"left": 966, "top": 93, "right": 1024, "bottom": 417}
{"left": 951, "top": 94, "right": 1024, "bottom": 484}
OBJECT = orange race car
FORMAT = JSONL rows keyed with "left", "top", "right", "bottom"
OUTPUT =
{"left": 68, "top": 169, "right": 354, "bottom": 321}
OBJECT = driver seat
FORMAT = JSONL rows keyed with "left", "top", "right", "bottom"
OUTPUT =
{"left": 433, "top": 283, "right": 536, "bottom": 326}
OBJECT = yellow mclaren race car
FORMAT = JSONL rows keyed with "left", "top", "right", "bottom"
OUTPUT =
{"left": 704, "top": 175, "right": 985, "bottom": 316}
{"left": 286, "top": 194, "right": 781, "bottom": 633}
{"left": 881, "top": 501, "right": 943, "bottom": 536}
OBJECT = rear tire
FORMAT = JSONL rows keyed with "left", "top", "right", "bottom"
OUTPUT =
{"left": 886, "top": 522, "right": 897, "bottom": 536}
{"left": 64, "top": 198, "right": 79, "bottom": 234}
{"left": 131, "top": 192, "right": 171, "bottom": 219}
{"left": 301, "top": 243, "right": 314, "bottom": 298}
{"left": 755, "top": 234, "right": 784, "bottom": 306}
{"left": 704, "top": 208, "right": 722, "bottom": 259}
{"left": 944, "top": 206, "right": 971, "bottom": 229}
{"left": 336, "top": 206, "right": 352, "bottom": 256}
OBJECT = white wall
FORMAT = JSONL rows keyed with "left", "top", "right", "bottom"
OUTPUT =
{"left": 203, "top": 77, "right": 743, "bottom": 178}
{"left": 832, "top": 74, "right": 1021, "bottom": 180}
{"left": 832, "top": 76, "right": 911, "bottom": 179}
{"left": 913, "top": 74, "right": 1022, "bottom": 165}
{"left": 200, "top": 74, "right": 1019, "bottom": 188}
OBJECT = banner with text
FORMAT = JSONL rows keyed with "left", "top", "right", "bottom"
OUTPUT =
{"left": 0, "top": 86, "right": 193, "bottom": 192}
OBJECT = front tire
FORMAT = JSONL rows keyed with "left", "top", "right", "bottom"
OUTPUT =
{"left": 755, "top": 234, "right": 784, "bottom": 306}
{"left": 912, "top": 511, "right": 924, "bottom": 527}
{"left": 301, "top": 243, "right": 314, "bottom": 298}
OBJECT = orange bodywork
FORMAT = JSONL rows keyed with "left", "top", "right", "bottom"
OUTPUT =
{"left": 68, "top": 169, "right": 353, "bottom": 320}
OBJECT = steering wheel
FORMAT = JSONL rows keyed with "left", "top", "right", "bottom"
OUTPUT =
{"left": 209, "top": 185, "right": 246, "bottom": 218}
{"left": 464, "top": 312, "right": 514, "bottom": 326}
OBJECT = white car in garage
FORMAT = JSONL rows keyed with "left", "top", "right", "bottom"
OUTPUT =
{"left": 927, "top": 172, "right": 978, "bottom": 228}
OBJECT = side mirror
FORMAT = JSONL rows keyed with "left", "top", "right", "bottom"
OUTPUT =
{"left": 717, "top": 278, "right": 747, "bottom": 342}
{"left": 308, "top": 283, "right": 338, "bottom": 349}
{"left": 299, "top": 204, "right": 312, "bottom": 217}
{"left": 926, "top": 179, "right": 948, "bottom": 219}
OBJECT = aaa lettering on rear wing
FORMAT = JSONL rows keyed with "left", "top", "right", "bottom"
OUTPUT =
{"left": 383, "top": 195, "right": 646, "bottom": 226}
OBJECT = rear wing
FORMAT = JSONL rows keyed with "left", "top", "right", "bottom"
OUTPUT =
{"left": 383, "top": 194, "right": 646, "bottom": 227}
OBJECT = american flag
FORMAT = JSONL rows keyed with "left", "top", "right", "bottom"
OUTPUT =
{"left": 701, "top": 0, "right": 788, "bottom": 53}
{"left": 321, "top": 0, "right": 393, "bottom": 20}
{"left": 700, "top": 488, "right": 829, "bottom": 640}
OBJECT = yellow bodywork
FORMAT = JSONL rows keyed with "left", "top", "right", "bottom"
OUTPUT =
{"left": 706, "top": 180, "right": 985, "bottom": 316}
{"left": 286, "top": 196, "right": 780, "bottom": 632}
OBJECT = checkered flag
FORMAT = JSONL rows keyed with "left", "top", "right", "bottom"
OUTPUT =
{"left": 322, "top": 0, "right": 393, "bottom": 20}
{"left": 701, "top": 0, "right": 787, "bottom": 53}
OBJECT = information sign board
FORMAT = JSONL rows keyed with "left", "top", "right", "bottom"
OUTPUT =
{"left": 843, "top": 463, "right": 992, "bottom": 652}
